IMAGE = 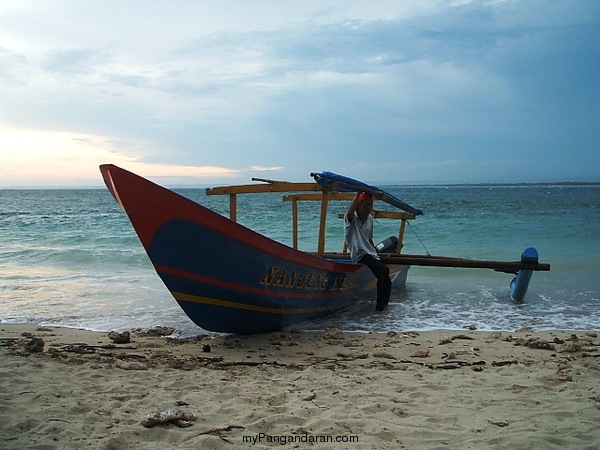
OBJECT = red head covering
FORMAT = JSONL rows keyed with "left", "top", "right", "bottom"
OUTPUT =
{"left": 357, "top": 192, "right": 373, "bottom": 203}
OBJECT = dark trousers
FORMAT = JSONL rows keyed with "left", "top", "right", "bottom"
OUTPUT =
{"left": 359, "top": 254, "right": 392, "bottom": 310}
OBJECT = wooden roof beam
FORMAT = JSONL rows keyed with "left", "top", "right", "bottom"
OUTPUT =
{"left": 206, "top": 182, "right": 320, "bottom": 196}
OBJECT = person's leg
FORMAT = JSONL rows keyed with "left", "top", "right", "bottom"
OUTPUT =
{"left": 359, "top": 255, "right": 392, "bottom": 310}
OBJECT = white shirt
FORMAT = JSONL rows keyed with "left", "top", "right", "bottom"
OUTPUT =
{"left": 344, "top": 212, "right": 379, "bottom": 263}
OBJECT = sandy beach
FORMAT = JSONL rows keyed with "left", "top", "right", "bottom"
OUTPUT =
{"left": 1, "top": 323, "right": 599, "bottom": 449}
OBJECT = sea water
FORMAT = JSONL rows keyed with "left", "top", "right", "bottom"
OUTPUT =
{"left": 1, "top": 184, "right": 598, "bottom": 336}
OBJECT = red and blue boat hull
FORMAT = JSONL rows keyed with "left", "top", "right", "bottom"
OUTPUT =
{"left": 100, "top": 164, "right": 408, "bottom": 333}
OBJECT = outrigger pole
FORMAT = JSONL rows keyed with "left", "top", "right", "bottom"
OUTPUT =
{"left": 319, "top": 252, "right": 550, "bottom": 274}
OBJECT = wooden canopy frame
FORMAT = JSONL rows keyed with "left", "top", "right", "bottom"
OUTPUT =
{"left": 206, "top": 179, "right": 414, "bottom": 256}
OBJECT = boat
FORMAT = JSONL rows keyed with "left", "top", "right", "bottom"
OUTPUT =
{"left": 100, "top": 164, "right": 550, "bottom": 333}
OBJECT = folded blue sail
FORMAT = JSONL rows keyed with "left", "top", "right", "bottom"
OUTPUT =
{"left": 311, "top": 171, "right": 423, "bottom": 216}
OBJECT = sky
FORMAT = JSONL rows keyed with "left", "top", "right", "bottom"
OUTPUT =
{"left": 1, "top": 0, "right": 599, "bottom": 187}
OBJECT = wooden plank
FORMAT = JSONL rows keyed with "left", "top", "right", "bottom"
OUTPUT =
{"left": 316, "top": 252, "right": 551, "bottom": 272}
{"left": 379, "top": 256, "right": 551, "bottom": 272}
{"left": 206, "top": 182, "right": 320, "bottom": 195}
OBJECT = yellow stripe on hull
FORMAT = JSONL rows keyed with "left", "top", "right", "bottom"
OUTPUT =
{"left": 172, "top": 291, "right": 360, "bottom": 315}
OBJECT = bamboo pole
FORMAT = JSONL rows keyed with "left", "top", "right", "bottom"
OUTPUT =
{"left": 207, "top": 182, "right": 320, "bottom": 195}
{"left": 315, "top": 252, "right": 551, "bottom": 272}
{"left": 229, "top": 193, "right": 237, "bottom": 222}
{"left": 377, "top": 255, "right": 551, "bottom": 272}
{"left": 317, "top": 191, "right": 329, "bottom": 255}
{"left": 397, "top": 219, "right": 407, "bottom": 254}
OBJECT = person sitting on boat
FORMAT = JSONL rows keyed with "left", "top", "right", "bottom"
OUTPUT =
{"left": 345, "top": 192, "right": 392, "bottom": 311}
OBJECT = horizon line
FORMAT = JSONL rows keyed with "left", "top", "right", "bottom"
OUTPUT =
{"left": 2, "top": 180, "right": 600, "bottom": 190}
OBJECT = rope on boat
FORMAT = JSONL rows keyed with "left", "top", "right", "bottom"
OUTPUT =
{"left": 407, "top": 220, "right": 431, "bottom": 256}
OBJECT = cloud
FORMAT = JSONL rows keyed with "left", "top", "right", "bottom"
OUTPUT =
{"left": 0, "top": 46, "right": 31, "bottom": 84}
{"left": 0, "top": 126, "right": 239, "bottom": 187}
{"left": 42, "top": 48, "right": 107, "bottom": 75}
{"left": 0, "top": 0, "right": 599, "bottom": 185}
{"left": 250, "top": 166, "right": 284, "bottom": 171}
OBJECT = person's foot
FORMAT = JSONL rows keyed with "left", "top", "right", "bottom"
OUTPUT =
{"left": 376, "top": 294, "right": 390, "bottom": 311}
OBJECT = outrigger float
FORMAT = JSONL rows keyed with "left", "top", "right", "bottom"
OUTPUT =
{"left": 100, "top": 164, "right": 550, "bottom": 333}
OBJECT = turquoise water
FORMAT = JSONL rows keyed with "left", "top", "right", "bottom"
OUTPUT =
{"left": 0, "top": 184, "right": 598, "bottom": 335}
